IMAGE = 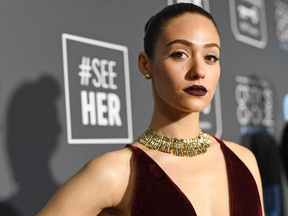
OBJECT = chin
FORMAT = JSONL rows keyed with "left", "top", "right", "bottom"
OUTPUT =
{"left": 178, "top": 105, "right": 208, "bottom": 114}
{"left": 185, "top": 102, "right": 211, "bottom": 113}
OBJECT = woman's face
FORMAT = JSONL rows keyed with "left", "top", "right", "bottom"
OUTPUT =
{"left": 148, "top": 13, "right": 220, "bottom": 114}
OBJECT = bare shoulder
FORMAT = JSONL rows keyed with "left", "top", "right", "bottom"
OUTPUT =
{"left": 222, "top": 140, "right": 257, "bottom": 169}
{"left": 86, "top": 146, "right": 133, "bottom": 177}
{"left": 222, "top": 140, "right": 264, "bottom": 214}
{"left": 37, "top": 147, "right": 133, "bottom": 216}
{"left": 74, "top": 146, "right": 134, "bottom": 201}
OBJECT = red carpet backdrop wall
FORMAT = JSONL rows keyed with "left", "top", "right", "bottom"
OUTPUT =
{"left": 0, "top": 0, "right": 287, "bottom": 215}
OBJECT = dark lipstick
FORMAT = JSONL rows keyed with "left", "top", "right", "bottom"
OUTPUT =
{"left": 184, "top": 85, "right": 207, "bottom": 96}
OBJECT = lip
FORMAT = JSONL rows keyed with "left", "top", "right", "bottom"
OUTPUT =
{"left": 184, "top": 85, "right": 207, "bottom": 96}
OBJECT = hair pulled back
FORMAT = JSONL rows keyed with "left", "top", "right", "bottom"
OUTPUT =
{"left": 143, "top": 3, "right": 219, "bottom": 59}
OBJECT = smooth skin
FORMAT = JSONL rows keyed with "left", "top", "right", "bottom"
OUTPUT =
{"left": 37, "top": 14, "right": 264, "bottom": 216}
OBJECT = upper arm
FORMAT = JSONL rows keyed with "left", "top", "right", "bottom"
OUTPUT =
{"left": 37, "top": 149, "right": 132, "bottom": 216}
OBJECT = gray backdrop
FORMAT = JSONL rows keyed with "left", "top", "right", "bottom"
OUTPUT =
{"left": 0, "top": 0, "right": 287, "bottom": 215}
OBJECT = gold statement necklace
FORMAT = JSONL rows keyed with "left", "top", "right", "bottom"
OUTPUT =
{"left": 138, "top": 128, "right": 211, "bottom": 157}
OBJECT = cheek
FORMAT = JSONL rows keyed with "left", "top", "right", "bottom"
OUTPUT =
{"left": 151, "top": 65, "right": 181, "bottom": 100}
{"left": 214, "top": 69, "right": 221, "bottom": 84}
{"left": 152, "top": 63, "right": 176, "bottom": 85}
{"left": 207, "top": 67, "right": 221, "bottom": 90}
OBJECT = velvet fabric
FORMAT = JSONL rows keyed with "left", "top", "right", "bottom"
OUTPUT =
{"left": 126, "top": 136, "right": 262, "bottom": 216}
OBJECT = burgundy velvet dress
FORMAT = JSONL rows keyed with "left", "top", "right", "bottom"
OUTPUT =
{"left": 126, "top": 137, "right": 262, "bottom": 216}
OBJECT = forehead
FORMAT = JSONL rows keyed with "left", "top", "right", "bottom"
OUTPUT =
{"left": 161, "top": 13, "right": 220, "bottom": 45}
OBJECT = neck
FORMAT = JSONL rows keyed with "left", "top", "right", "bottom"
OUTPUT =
{"left": 149, "top": 107, "right": 200, "bottom": 139}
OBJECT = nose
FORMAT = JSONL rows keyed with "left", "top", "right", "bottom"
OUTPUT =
{"left": 188, "top": 58, "right": 205, "bottom": 80}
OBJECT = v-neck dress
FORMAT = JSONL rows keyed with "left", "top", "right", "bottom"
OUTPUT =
{"left": 126, "top": 137, "right": 262, "bottom": 216}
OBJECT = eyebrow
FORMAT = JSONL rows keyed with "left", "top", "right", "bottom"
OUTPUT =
{"left": 165, "top": 39, "right": 220, "bottom": 50}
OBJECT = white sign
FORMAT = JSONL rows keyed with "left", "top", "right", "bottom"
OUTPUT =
{"left": 62, "top": 33, "right": 133, "bottom": 144}
{"left": 235, "top": 75, "right": 274, "bottom": 133}
{"left": 229, "top": 0, "right": 268, "bottom": 48}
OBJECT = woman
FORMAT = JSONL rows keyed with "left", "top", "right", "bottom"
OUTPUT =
{"left": 38, "top": 3, "right": 264, "bottom": 215}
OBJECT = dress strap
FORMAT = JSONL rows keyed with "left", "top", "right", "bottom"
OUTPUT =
{"left": 211, "top": 135, "right": 263, "bottom": 215}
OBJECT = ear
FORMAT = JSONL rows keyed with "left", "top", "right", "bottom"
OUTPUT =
{"left": 138, "top": 52, "right": 152, "bottom": 77}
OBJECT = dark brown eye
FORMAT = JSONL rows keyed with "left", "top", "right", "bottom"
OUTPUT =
{"left": 205, "top": 55, "right": 219, "bottom": 62}
{"left": 170, "top": 51, "right": 188, "bottom": 59}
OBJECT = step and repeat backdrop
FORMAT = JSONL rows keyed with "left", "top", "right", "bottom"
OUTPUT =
{"left": 0, "top": 0, "right": 287, "bottom": 215}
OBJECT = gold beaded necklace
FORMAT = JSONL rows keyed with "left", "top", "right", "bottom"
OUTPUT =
{"left": 138, "top": 128, "right": 211, "bottom": 157}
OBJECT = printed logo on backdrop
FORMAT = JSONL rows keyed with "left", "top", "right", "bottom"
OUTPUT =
{"left": 229, "top": 0, "right": 268, "bottom": 48}
{"left": 275, "top": 1, "right": 288, "bottom": 52}
{"left": 62, "top": 33, "right": 133, "bottom": 144}
{"left": 167, "top": 0, "right": 210, "bottom": 11}
{"left": 235, "top": 75, "right": 274, "bottom": 134}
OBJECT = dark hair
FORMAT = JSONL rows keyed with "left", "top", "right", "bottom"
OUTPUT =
{"left": 144, "top": 3, "right": 219, "bottom": 59}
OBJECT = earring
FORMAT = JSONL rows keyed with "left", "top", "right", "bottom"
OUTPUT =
{"left": 145, "top": 74, "right": 151, "bottom": 80}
